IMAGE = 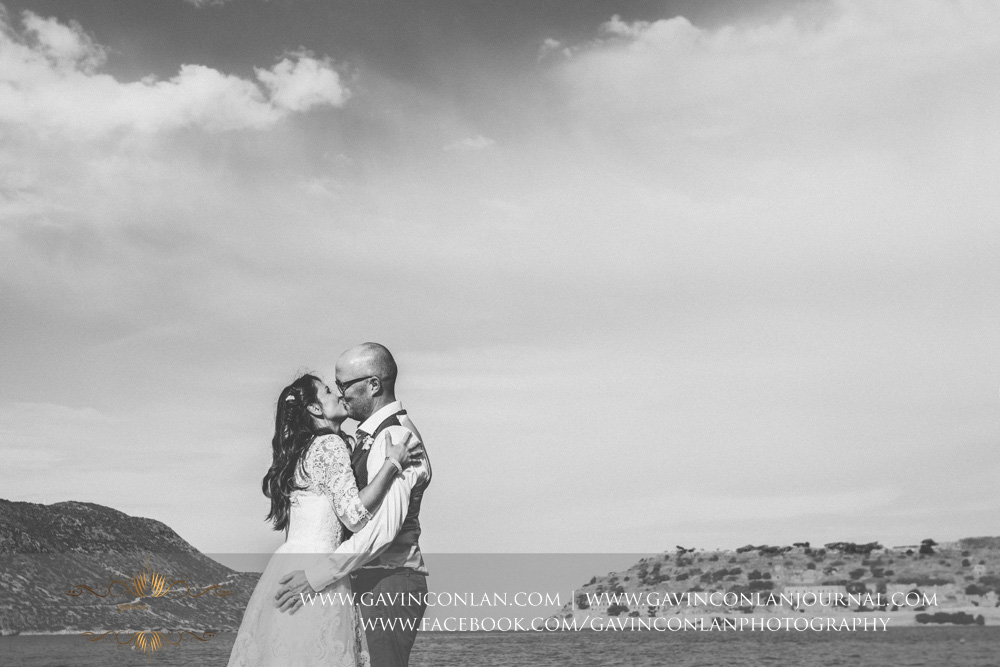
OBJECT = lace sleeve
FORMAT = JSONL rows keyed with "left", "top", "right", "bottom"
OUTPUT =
{"left": 307, "top": 434, "right": 372, "bottom": 533}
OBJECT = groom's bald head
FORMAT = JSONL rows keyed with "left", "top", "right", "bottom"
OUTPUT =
{"left": 337, "top": 342, "right": 397, "bottom": 394}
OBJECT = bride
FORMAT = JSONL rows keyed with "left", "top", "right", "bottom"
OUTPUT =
{"left": 227, "top": 373, "right": 420, "bottom": 667}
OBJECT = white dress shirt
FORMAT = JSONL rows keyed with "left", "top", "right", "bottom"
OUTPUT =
{"left": 303, "top": 401, "right": 431, "bottom": 592}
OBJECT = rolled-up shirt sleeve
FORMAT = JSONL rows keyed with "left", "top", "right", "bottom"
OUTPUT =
{"left": 304, "top": 468, "right": 413, "bottom": 592}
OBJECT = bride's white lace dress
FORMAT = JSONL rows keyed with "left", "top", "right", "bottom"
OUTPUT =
{"left": 228, "top": 434, "right": 371, "bottom": 667}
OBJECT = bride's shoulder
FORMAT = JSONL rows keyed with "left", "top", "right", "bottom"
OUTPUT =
{"left": 307, "top": 432, "right": 351, "bottom": 458}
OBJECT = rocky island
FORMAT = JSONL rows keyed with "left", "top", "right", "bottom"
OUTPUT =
{"left": 557, "top": 537, "right": 1000, "bottom": 628}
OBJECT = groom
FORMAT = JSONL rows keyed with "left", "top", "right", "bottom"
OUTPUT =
{"left": 275, "top": 342, "right": 432, "bottom": 667}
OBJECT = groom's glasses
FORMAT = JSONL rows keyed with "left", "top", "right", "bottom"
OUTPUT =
{"left": 335, "top": 376, "right": 375, "bottom": 393}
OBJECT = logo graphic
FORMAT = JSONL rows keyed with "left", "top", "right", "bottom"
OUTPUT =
{"left": 64, "top": 555, "right": 230, "bottom": 660}
{"left": 80, "top": 629, "right": 216, "bottom": 659}
{"left": 64, "top": 556, "right": 231, "bottom": 600}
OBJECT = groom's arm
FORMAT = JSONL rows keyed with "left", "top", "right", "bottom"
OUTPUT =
{"left": 275, "top": 478, "right": 411, "bottom": 614}
{"left": 302, "top": 470, "right": 412, "bottom": 591}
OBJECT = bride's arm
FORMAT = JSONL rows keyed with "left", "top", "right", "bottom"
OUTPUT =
{"left": 314, "top": 433, "right": 417, "bottom": 533}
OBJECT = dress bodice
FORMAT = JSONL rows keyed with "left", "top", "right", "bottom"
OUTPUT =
{"left": 282, "top": 433, "right": 370, "bottom": 552}
{"left": 286, "top": 493, "right": 343, "bottom": 550}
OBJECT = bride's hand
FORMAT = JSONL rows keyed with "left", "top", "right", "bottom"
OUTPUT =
{"left": 385, "top": 431, "right": 421, "bottom": 470}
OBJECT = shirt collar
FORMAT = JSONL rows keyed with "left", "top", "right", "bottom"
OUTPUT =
{"left": 357, "top": 400, "right": 403, "bottom": 437}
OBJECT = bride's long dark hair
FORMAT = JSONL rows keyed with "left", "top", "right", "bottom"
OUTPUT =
{"left": 262, "top": 374, "right": 334, "bottom": 532}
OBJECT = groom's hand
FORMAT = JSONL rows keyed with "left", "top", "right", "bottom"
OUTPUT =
{"left": 275, "top": 570, "right": 316, "bottom": 615}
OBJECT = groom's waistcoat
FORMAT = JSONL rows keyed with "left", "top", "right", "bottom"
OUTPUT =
{"left": 351, "top": 402, "right": 430, "bottom": 573}
{"left": 350, "top": 412, "right": 403, "bottom": 490}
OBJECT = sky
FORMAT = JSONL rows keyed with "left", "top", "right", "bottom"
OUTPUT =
{"left": 1, "top": 0, "right": 998, "bottom": 559}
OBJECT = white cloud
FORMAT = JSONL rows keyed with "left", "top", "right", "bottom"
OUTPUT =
{"left": 600, "top": 13, "right": 655, "bottom": 39}
{"left": 0, "top": 402, "right": 112, "bottom": 428}
{"left": 0, "top": 402, "right": 112, "bottom": 471}
{"left": 183, "top": 0, "right": 233, "bottom": 8}
{"left": 297, "top": 175, "right": 343, "bottom": 198}
{"left": 443, "top": 134, "right": 496, "bottom": 151}
{"left": 573, "top": 1, "right": 1000, "bottom": 140}
{"left": 0, "top": 11, "right": 349, "bottom": 137}
{"left": 546, "top": 0, "right": 1000, "bottom": 278}
{"left": 537, "top": 37, "right": 570, "bottom": 60}
{"left": 256, "top": 53, "right": 349, "bottom": 112}
{"left": 21, "top": 12, "right": 107, "bottom": 72}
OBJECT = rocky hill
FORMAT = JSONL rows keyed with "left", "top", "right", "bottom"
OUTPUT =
{"left": 0, "top": 499, "right": 260, "bottom": 635}
{"left": 562, "top": 537, "right": 1000, "bottom": 624}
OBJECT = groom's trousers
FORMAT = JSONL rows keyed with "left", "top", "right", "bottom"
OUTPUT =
{"left": 353, "top": 567, "right": 428, "bottom": 667}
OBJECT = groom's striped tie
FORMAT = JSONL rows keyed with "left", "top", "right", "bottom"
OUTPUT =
{"left": 351, "top": 430, "right": 373, "bottom": 489}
